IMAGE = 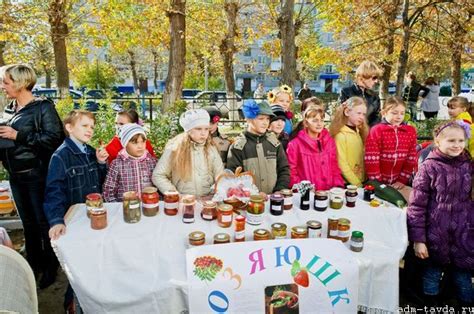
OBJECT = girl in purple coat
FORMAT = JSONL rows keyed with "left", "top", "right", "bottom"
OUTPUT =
{"left": 407, "top": 120, "right": 473, "bottom": 306}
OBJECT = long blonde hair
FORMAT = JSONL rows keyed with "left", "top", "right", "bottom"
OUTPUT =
{"left": 170, "top": 132, "right": 214, "bottom": 181}
{"left": 329, "top": 96, "right": 369, "bottom": 141}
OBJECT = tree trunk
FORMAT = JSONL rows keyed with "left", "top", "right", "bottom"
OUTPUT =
{"left": 379, "top": 1, "right": 399, "bottom": 102}
{"left": 0, "top": 41, "right": 5, "bottom": 66}
{"left": 44, "top": 65, "right": 52, "bottom": 88}
{"left": 395, "top": 0, "right": 410, "bottom": 96}
{"left": 219, "top": 1, "right": 238, "bottom": 122}
{"left": 162, "top": 0, "right": 186, "bottom": 111}
{"left": 128, "top": 50, "right": 139, "bottom": 94}
{"left": 152, "top": 50, "right": 159, "bottom": 95}
{"left": 450, "top": 23, "right": 465, "bottom": 95}
{"left": 277, "top": 0, "right": 296, "bottom": 88}
{"left": 48, "top": 0, "right": 70, "bottom": 98}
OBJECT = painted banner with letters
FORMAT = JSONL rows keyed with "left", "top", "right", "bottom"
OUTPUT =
{"left": 186, "top": 238, "right": 358, "bottom": 313}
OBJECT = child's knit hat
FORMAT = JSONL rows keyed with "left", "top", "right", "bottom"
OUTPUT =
{"left": 179, "top": 109, "right": 210, "bottom": 132}
{"left": 119, "top": 123, "right": 146, "bottom": 147}
{"left": 270, "top": 105, "right": 287, "bottom": 122}
{"left": 242, "top": 100, "right": 275, "bottom": 119}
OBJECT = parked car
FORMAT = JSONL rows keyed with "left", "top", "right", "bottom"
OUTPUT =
{"left": 181, "top": 89, "right": 201, "bottom": 100}
{"left": 188, "top": 91, "right": 243, "bottom": 119}
{"left": 84, "top": 89, "right": 136, "bottom": 111}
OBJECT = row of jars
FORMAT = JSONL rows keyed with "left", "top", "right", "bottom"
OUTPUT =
{"left": 301, "top": 186, "right": 359, "bottom": 211}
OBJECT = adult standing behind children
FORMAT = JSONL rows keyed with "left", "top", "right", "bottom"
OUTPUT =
{"left": 227, "top": 100, "right": 290, "bottom": 194}
{"left": 402, "top": 72, "right": 430, "bottom": 121}
{"left": 152, "top": 109, "right": 224, "bottom": 196}
{"left": 105, "top": 109, "right": 155, "bottom": 163}
{"left": 420, "top": 77, "right": 440, "bottom": 119}
{"left": 339, "top": 60, "right": 382, "bottom": 126}
{"left": 297, "top": 83, "right": 313, "bottom": 101}
{"left": 0, "top": 64, "right": 64, "bottom": 288}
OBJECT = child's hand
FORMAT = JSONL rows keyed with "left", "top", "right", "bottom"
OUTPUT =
{"left": 96, "top": 146, "right": 109, "bottom": 163}
{"left": 414, "top": 242, "right": 429, "bottom": 259}
{"left": 49, "top": 224, "right": 66, "bottom": 240}
{"left": 391, "top": 181, "right": 405, "bottom": 190}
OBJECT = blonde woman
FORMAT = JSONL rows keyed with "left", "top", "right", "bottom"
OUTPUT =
{"left": 339, "top": 60, "right": 382, "bottom": 126}
{"left": 152, "top": 109, "right": 224, "bottom": 196}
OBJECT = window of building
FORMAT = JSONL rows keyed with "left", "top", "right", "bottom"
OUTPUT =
{"left": 243, "top": 49, "right": 251, "bottom": 57}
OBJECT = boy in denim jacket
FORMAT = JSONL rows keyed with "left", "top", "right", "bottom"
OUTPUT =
{"left": 44, "top": 110, "right": 108, "bottom": 240}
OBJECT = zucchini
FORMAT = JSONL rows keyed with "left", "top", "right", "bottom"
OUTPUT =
{"left": 365, "top": 180, "right": 407, "bottom": 208}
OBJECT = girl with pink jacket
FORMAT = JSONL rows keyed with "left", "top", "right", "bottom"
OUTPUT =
{"left": 287, "top": 106, "right": 345, "bottom": 189}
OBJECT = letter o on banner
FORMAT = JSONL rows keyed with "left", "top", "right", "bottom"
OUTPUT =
{"left": 208, "top": 290, "right": 229, "bottom": 312}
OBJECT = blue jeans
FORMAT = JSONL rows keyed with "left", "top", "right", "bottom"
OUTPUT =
{"left": 9, "top": 168, "right": 58, "bottom": 273}
{"left": 423, "top": 265, "right": 473, "bottom": 303}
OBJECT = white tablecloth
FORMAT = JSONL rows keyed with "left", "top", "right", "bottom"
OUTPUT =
{"left": 53, "top": 192, "right": 408, "bottom": 313}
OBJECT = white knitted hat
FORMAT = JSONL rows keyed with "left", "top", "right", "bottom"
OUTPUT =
{"left": 118, "top": 123, "right": 146, "bottom": 147}
{"left": 179, "top": 109, "right": 210, "bottom": 132}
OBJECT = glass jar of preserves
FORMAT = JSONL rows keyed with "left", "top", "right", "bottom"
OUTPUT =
{"left": 306, "top": 220, "right": 322, "bottom": 238}
{"left": 271, "top": 223, "right": 287, "bottom": 239}
{"left": 189, "top": 231, "right": 205, "bottom": 246}
{"left": 280, "top": 189, "right": 293, "bottom": 210}
{"left": 181, "top": 195, "right": 195, "bottom": 223}
{"left": 164, "top": 190, "right": 179, "bottom": 215}
{"left": 217, "top": 203, "right": 233, "bottom": 228}
{"left": 270, "top": 193, "right": 284, "bottom": 216}
{"left": 141, "top": 187, "right": 159, "bottom": 217}
{"left": 247, "top": 195, "right": 265, "bottom": 225}
{"left": 337, "top": 218, "right": 351, "bottom": 242}
{"left": 123, "top": 191, "right": 141, "bottom": 223}
{"left": 350, "top": 231, "right": 364, "bottom": 252}
{"left": 345, "top": 185, "right": 358, "bottom": 208}
{"left": 253, "top": 229, "right": 271, "bottom": 241}
{"left": 363, "top": 185, "right": 375, "bottom": 202}
{"left": 291, "top": 226, "right": 308, "bottom": 239}
{"left": 327, "top": 216, "right": 339, "bottom": 239}
{"left": 214, "top": 233, "right": 231, "bottom": 244}
{"left": 201, "top": 200, "right": 217, "bottom": 221}
{"left": 86, "top": 193, "right": 103, "bottom": 218}
{"left": 329, "top": 188, "right": 345, "bottom": 209}
{"left": 90, "top": 207, "right": 107, "bottom": 230}
{"left": 234, "top": 215, "right": 246, "bottom": 242}
{"left": 314, "top": 191, "right": 329, "bottom": 211}
{"left": 300, "top": 189, "right": 310, "bottom": 210}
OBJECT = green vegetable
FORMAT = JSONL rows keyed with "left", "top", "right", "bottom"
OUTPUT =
{"left": 366, "top": 180, "right": 407, "bottom": 208}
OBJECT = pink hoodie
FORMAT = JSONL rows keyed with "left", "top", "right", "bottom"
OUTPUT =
{"left": 286, "top": 128, "right": 345, "bottom": 190}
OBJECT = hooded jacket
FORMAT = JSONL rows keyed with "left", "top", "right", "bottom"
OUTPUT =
{"left": 286, "top": 128, "right": 344, "bottom": 190}
{"left": 407, "top": 149, "right": 473, "bottom": 270}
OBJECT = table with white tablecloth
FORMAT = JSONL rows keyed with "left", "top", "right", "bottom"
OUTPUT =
{"left": 53, "top": 192, "right": 408, "bottom": 313}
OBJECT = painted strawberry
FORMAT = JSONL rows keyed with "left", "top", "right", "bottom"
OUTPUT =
{"left": 293, "top": 269, "right": 309, "bottom": 288}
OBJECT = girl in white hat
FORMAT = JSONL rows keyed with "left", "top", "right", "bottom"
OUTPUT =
{"left": 152, "top": 109, "right": 224, "bottom": 196}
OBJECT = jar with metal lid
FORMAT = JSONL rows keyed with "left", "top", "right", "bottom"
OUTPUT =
{"left": 329, "top": 188, "right": 344, "bottom": 209}
{"left": 253, "top": 229, "right": 271, "bottom": 241}
{"left": 291, "top": 226, "right": 308, "bottom": 239}
{"left": 337, "top": 218, "right": 351, "bottom": 242}
{"left": 363, "top": 185, "right": 375, "bottom": 202}
{"left": 189, "top": 231, "right": 205, "bottom": 246}
{"left": 141, "top": 187, "right": 159, "bottom": 217}
{"left": 271, "top": 223, "right": 287, "bottom": 239}
{"left": 163, "top": 190, "right": 179, "bottom": 215}
{"left": 350, "top": 231, "right": 364, "bottom": 252}
{"left": 123, "top": 191, "right": 141, "bottom": 223}
{"left": 181, "top": 195, "right": 196, "bottom": 223}
{"left": 214, "top": 233, "right": 231, "bottom": 244}
{"left": 201, "top": 200, "right": 217, "bottom": 221}
{"left": 270, "top": 193, "right": 284, "bottom": 216}
{"left": 90, "top": 207, "right": 107, "bottom": 230}
{"left": 345, "top": 185, "right": 358, "bottom": 208}
{"left": 247, "top": 195, "right": 265, "bottom": 225}
{"left": 217, "top": 203, "right": 233, "bottom": 228}
{"left": 327, "top": 216, "right": 339, "bottom": 239}
{"left": 86, "top": 193, "right": 103, "bottom": 218}
{"left": 280, "top": 189, "right": 293, "bottom": 210}
{"left": 314, "top": 191, "right": 329, "bottom": 211}
{"left": 234, "top": 215, "right": 246, "bottom": 242}
{"left": 306, "top": 220, "right": 322, "bottom": 238}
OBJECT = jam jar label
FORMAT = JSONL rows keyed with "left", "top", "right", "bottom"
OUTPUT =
{"left": 301, "top": 200, "right": 309, "bottom": 205}
{"left": 329, "top": 229, "right": 338, "bottom": 237}
{"left": 271, "top": 205, "right": 282, "bottom": 212}
{"left": 315, "top": 200, "right": 328, "bottom": 207}
{"left": 246, "top": 212, "right": 263, "bottom": 225}
{"left": 346, "top": 196, "right": 357, "bottom": 203}
{"left": 308, "top": 228, "right": 322, "bottom": 238}
{"left": 202, "top": 213, "right": 213, "bottom": 220}
{"left": 221, "top": 214, "right": 232, "bottom": 222}
{"left": 283, "top": 197, "right": 292, "bottom": 205}
{"left": 338, "top": 230, "right": 351, "bottom": 238}
{"left": 143, "top": 202, "right": 159, "bottom": 208}
{"left": 164, "top": 202, "right": 178, "bottom": 209}
{"left": 235, "top": 230, "right": 245, "bottom": 239}
{"left": 350, "top": 240, "right": 363, "bottom": 248}
{"left": 129, "top": 203, "right": 140, "bottom": 210}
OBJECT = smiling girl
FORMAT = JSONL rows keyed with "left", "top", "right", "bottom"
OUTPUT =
{"left": 364, "top": 96, "right": 417, "bottom": 189}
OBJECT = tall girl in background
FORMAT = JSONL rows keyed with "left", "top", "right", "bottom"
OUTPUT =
{"left": 152, "top": 109, "right": 224, "bottom": 196}
{"left": 408, "top": 121, "right": 473, "bottom": 306}
{"left": 447, "top": 96, "right": 474, "bottom": 157}
{"left": 365, "top": 96, "right": 417, "bottom": 189}
{"left": 329, "top": 96, "right": 369, "bottom": 187}
{"left": 268, "top": 85, "right": 294, "bottom": 135}
{"left": 286, "top": 106, "right": 344, "bottom": 189}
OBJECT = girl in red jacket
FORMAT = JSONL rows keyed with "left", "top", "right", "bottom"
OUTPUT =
{"left": 364, "top": 96, "right": 417, "bottom": 189}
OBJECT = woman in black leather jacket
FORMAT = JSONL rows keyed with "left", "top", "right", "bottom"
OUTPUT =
{"left": 0, "top": 64, "right": 64, "bottom": 288}
{"left": 339, "top": 60, "right": 382, "bottom": 127}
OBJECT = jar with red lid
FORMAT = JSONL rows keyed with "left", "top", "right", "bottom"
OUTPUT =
{"left": 217, "top": 204, "right": 233, "bottom": 228}
{"left": 164, "top": 190, "right": 179, "bottom": 215}
{"left": 86, "top": 193, "right": 103, "bottom": 218}
{"left": 363, "top": 185, "right": 375, "bottom": 202}
{"left": 141, "top": 187, "right": 159, "bottom": 216}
